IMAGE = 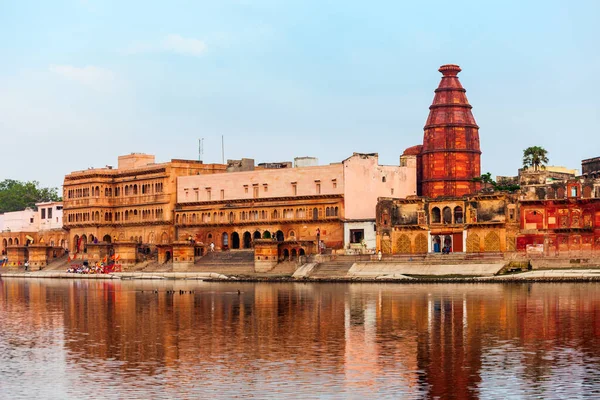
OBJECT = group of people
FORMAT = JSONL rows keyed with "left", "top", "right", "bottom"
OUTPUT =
{"left": 66, "top": 262, "right": 107, "bottom": 274}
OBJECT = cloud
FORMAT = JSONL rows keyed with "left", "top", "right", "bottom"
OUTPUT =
{"left": 123, "top": 34, "right": 207, "bottom": 57}
{"left": 161, "top": 34, "right": 207, "bottom": 56}
{"left": 49, "top": 65, "right": 115, "bottom": 90}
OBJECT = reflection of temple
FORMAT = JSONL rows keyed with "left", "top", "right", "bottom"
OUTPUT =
{"left": 3, "top": 281, "right": 600, "bottom": 396}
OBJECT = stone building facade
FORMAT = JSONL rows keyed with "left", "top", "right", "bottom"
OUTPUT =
{"left": 517, "top": 174, "right": 600, "bottom": 257}
{"left": 175, "top": 153, "right": 417, "bottom": 257}
{"left": 376, "top": 194, "right": 519, "bottom": 255}
{"left": 1, "top": 201, "right": 68, "bottom": 268}
{"left": 62, "top": 153, "right": 225, "bottom": 260}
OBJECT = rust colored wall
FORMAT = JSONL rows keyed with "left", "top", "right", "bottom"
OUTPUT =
{"left": 421, "top": 65, "right": 481, "bottom": 198}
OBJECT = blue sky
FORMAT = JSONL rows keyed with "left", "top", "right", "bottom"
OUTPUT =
{"left": 1, "top": 0, "right": 599, "bottom": 189}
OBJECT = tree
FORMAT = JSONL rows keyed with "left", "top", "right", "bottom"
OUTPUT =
{"left": 522, "top": 146, "right": 549, "bottom": 171}
{"left": 472, "top": 172, "right": 494, "bottom": 191}
{"left": 0, "top": 180, "right": 62, "bottom": 213}
{"left": 473, "top": 173, "right": 520, "bottom": 193}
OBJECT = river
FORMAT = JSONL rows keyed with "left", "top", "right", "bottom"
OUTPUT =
{"left": 1, "top": 279, "right": 599, "bottom": 399}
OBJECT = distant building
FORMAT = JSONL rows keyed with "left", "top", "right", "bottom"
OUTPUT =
{"left": 294, "top": 157, "right": 319, "bottom": 168}
{"left": 0, "top": 201, "right": 68, "bottom": 268}
{"left": 582, "top": 156, "right": 600, "bottom": 179}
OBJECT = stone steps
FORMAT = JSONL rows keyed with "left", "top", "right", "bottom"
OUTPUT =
{"left": 310, "top": 261, "right": 354, "bottom": 277}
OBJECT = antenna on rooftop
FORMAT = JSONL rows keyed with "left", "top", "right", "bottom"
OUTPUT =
{"left": 198, "top": 138, "right": 204, "bottom": 162}
{"left": 221, "top": 135, "right": 225, "bottom": 164}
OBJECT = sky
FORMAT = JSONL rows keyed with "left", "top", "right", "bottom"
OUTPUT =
{"left": 1, "top": 0, "right": 599, "bottom": 189}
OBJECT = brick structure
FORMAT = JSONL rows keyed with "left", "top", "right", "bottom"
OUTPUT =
{"left": 420, "top": 64, "right": 481, "bottom": 198}
{"left": 376, "top": 193, "right": 519, "bottom": 255}
{"left": 517, "top": 180, "right": 600, "bottom": 257}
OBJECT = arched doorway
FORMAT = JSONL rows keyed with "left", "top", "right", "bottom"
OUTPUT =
{"left": 276, "top": 230, "right": 284, "bottom": 242}
{"left": 263, "top": 231, "right": 271, "bottom": 239}
{"left": 165, "top": 251, "right": 172, "bottom": 262}
{"left": 432, "top": 235, "right": 441, "bottom": 253}
{"left": 231, "top": 232, "right": 240, "bottom": 249}
{"left": 103, "top": 234, "right": 111, "bottom": 243}
{"left": 243, "top": 232, "right": 252, "bottom": 249}
{"left": 73, "top": 235, "right": 80, "bottom": 252}
{"left": 253, "top": 231, "right": 261, "bottom": 240}
{"left": 299, "top": 248, "right": 305, "bottom": 256}
{"left": 222, "top": 232, "right": 229, "bottom": 249}
{"left": 291, "top": 249, "right": 297, "bottom": 260}
{"left": 283, "top": 249, "right": 290, "bottom": 260}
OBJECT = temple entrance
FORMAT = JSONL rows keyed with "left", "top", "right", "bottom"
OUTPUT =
{"left": 231, "top": 232, "right": 240, "bottom": 249}
{"left": 243, "top": 232, "right": 252, "bottom": 249}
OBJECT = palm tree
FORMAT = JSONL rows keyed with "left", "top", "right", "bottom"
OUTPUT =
{"left": 522, "top": 146, "right": 549, "bottom": 171}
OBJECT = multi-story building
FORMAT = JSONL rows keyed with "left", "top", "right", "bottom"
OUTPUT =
{"left": 1, "top": 201, "right": 68, "bottom": 268}
{"left": 376, "top": 193, "right": 520, "bottom": 254}
{"left": 62, "top": 153, "right": 226, "bottom": 255}
{"left": 516, "top": 157, "right": 600, "bottom": 256}
{"left": 174, "top": 153, "right": 417, "bottom": 257}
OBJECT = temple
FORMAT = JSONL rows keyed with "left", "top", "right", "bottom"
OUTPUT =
{"left": 419, "top": 64, "right": 481, "bottom": 197}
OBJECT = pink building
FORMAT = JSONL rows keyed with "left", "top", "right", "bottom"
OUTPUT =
{"left": 177, "top": 153, "right": 416, "bottom": 250}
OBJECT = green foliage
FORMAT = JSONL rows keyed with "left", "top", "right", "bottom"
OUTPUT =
{"left": 0, "top": 179, "right": 62, "bottom": 213}
{"left": 522, "top": 146, "right": 549, "bottom": 171}
{"left": 472, "top": 173, "right": 520, "bottom": 193}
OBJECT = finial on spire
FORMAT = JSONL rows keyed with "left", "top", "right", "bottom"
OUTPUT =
{"left": 438, "top": 64, "right": 461, "bottom": 76}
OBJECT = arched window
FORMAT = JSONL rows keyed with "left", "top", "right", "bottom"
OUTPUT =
{"left": 454, "top": 206, "right": 463, "bottom": 223}
{"left": 382, "top": 176, "right": 386, "bottom": 183}
{"left": 431, "top": 207, "right": 441, "bottom": 223}
{"left": 312, "top": 208, "right": 318, "bottom": 220}
{"left": 326, "top": 207, "right": 330, "bottom": 217}
{"left": 443, "top": 207, "right": 452, "bottom": 224}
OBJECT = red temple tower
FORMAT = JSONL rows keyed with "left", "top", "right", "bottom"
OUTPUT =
{"left": 421, "top": 64, "right": 481, "bottom": 198}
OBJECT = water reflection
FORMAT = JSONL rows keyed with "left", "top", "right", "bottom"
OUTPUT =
{"left": 1, "top": 280, "right": 600, "bottom": 398}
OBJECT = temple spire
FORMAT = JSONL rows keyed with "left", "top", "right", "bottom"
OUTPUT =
{"left": 420, "top": 64, "right": 481, "bottom": 198}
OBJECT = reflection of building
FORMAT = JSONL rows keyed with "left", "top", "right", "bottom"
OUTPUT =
{"left": 376, "top": 193, "right": 519, "bottom": 254}
{"left": 62, "top": 153, "right": 225, "bottom": 257}
{"left": 175, "top": 153, "right": 417, "bottom": 254}
{"left": 1, "top": 201, "right": 68, "bottom": 267}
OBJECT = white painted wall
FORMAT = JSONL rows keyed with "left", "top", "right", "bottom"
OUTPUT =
{"left": 36, "top": 202, "right": 64, "bottom": 230}
{"left": 1, "top": 209, "right": 36, "bottom": 232}
{"left": 344, "top": 221, "right": 377, "bottom": 251}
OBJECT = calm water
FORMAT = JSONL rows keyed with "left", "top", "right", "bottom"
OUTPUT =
{"left": 1, "top": 280, "right": 600, "bottom": 399}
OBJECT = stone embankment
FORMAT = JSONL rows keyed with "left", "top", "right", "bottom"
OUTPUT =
{"left": 3, "top": 266, "right": 600, "bottom": 282}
